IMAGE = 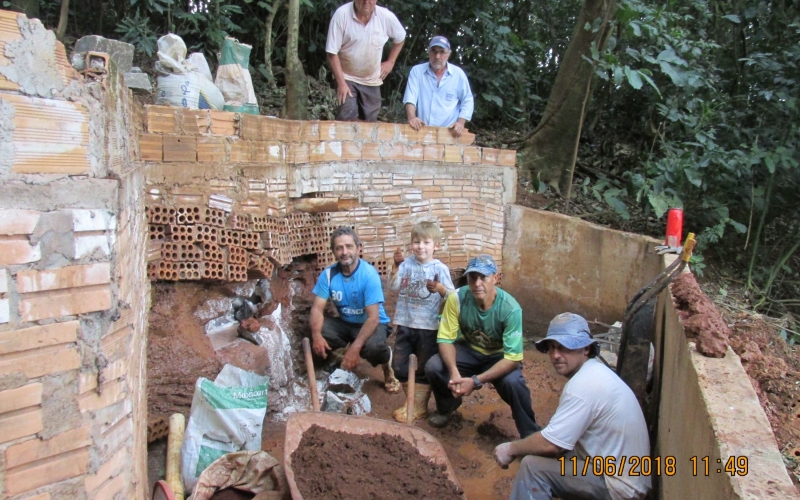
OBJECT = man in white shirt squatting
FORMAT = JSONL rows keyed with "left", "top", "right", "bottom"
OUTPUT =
{"left": 494, "top": 313, "right": 652, "bottom": 500}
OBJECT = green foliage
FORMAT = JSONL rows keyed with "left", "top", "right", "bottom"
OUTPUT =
{"left": 33, "top": 0, "right": 800, "bottom": 315}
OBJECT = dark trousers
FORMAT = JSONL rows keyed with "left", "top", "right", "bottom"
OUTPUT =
{"left": 321, "top": 316, "right": 391, "bottom": 366}
{"left": 425, "top": 343, "right": 540, "bottom": 438}
{"left": 335, "top": 81, "right": 381, "bottom": 122}
{"left": 392, "top": 326, "right": 439, "bottom": 384}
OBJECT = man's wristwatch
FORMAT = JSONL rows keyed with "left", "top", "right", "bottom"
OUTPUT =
{"left": 471, "top": 375, "right": 483, "bottom": 390}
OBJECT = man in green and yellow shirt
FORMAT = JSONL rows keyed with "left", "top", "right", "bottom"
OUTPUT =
{"left": 424, "top": 254, "right": 540, "bottom": 437}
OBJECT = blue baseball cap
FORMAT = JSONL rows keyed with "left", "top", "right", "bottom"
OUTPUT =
{"left": 464, "top": 254, "right": 497, "bottom": 276}
{"left": 428, "top": 36, "right": 451, "bottom": 51}
{"left": 535, "top": 313, "right": 596, "bottom": 353}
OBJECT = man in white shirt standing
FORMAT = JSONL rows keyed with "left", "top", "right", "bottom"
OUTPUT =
{"left": 494, "top": 313, "right": 652, "bottom": 500}
{"left": 326, "top": 0, "right": 406, "bottom": 121}
{"left": 403, "top": 36, "right": 474, "bottom": 137}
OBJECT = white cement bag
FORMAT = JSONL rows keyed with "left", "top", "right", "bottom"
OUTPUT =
{"left": 154, "top": 33, "right": 224, "bottom": 110}
{"left": 156, "top": 73, "right": 225, "bottom": 110}
{"left": 215, "top": 37, "right": 258, "bottom": 114}
{"left": 181, "top": 364, "right": 269, "bottom": 493}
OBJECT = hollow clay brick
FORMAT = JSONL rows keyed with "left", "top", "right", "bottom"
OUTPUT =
{"left": 0, "top": 384, "right": 42, "bottom": 415}
{"left": 180, "top": 109, "right": 211, "bottom": 135}
{"left": 138, "top": 133, "right": 163, "bottom": 161}
{"left": 163, "top": 135, "right": 197, "bottom": 162}
{"left": 145, "top": 105, "right": 176, "bottom": 134}
{"left": 376, "top": 123, "right": 397, "bottom": 142}
{"left": 84, "top": 446, "right": 127, "bottom": 495}
{"left": 16, "top": 263, "right": 111, "bottom": 294}
{"left": 197, "top": 136, "right": 226, "bottom": 163}
{"left": 498, "top": 149, "right": 517, "bottom": 166}
{"left": 210, "top": 110, "right": 238, "bottom": 136}
{"left": 443, "top": 145, "right": 462, "bottom": 163}
{"left": 462, "top": 146, "right": 481, "bottom": 164}
{"left": 457, "top": 131, "right": 476, "bottom": 145}
{"left": 5, "top": 448, "right": 89, "bottom": 496}
{"left": 0, "top": 408, "right": 43, "bottom": 446}
{"left": 482, "top": 148, "right": 500, "bottom": 165}
{"left": 423, "top": 144, "right": 444, "bottom": 162}
{"left": 18, "top": 288, "right": 112, "bottom": 322}
{"left": 6, "top": 426, "right": 91, "bottom": 468}
{"left": 239, "top": 113, "right": 262, "bottom": 140}
{"left": 437, "top": 128, "right": 458, "bottom": 145}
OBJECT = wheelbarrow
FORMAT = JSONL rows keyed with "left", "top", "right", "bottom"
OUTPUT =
{"left": 282, "top": 340, "right": 468, "bottom": 500}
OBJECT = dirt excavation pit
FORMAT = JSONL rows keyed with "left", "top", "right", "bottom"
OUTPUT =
{"left": 291, "top": 425, "right": 464, "bottom": 499}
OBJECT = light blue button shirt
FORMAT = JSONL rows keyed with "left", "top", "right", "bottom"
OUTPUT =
{"left": 403, "top": 62, "right": 474, "bottom": 127}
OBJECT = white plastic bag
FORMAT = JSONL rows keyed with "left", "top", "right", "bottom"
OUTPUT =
{"left": 154, "top": 33, "right": 224, "bottom": 110}
{"left": 180, "top": 364, "right": 269, "bottom": 493}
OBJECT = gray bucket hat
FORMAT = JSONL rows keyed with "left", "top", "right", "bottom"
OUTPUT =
{"left": 535, "top": 313, "right": 596, "bottom": 353}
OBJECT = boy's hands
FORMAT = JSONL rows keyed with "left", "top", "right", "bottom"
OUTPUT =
{"left": 393, "top": 246, "right": 404, "bottom": 267}
{"left": 426, "top": 273, "right": 441, "bottom": 293}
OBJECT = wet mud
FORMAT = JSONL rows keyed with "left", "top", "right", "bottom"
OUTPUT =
{"left": 670, "top": 273, "right": 730, "bottom": 357}
{"left": 292, "top": 425, "right": 464, "bottom": 499}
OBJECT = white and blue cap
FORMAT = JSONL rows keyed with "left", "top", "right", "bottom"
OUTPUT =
{"left": 428, "top": 36, "right": 451, "bottom": 51}
{"left": 535, "top": 313, "right": 596, "bottom": 353}
{"left": 464, "top": 254, "right": 497, "bottom": 276}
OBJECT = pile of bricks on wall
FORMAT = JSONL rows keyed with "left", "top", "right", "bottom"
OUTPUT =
{"left": 138, "top": 105, "right": 517, "bottom": 167}
{"left": 142, "top": 104, "right": 516, "bottom": 282}
{"left": 1, "top": 9, "right": 148, "bottom": 499}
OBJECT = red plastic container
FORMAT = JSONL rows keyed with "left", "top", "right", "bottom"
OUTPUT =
{"left": 665, "top": 208, "right": 683, "bottom": 247}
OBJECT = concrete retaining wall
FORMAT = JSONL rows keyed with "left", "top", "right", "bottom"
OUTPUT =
{"left": 658, "top": 290, "right": 799, "bottom": 499}
{"left": 502, "top": 205, "right": 663, "bottom": 336}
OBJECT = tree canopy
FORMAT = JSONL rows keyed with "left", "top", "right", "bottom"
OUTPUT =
{"left": 21, "top": 0, "right": 800, "bottom": 319}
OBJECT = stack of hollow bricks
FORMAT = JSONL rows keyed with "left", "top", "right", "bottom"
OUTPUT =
{"left": 142, "top": 105, "right": 513, "bottom": 282}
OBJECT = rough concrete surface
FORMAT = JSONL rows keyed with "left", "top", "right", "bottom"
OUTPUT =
{"left": 0, "top": 178, "right": 119, "bottom": 210}
{"left": 74, "top": 35, "right": 134, "bottom": 74}
{"left": 0, "top": 16, "right": 64, "bottom": 97}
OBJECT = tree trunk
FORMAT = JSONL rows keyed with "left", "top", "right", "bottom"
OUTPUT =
{"left": 284, "top": 0, "right": 308, "bottom": 119}
{"left": 519, "top": 0, "right": 615, "bottom": 193}
{"left": 56, "top": 0, "right": 70, "bottom": 41}
{"left": 9, "top": 0, "right": 39, "bottom": 19}
{"left": 264, "top": 0, "right": 285, "bottom": 90}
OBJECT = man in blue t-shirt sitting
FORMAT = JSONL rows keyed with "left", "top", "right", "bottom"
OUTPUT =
{"left": 310, "top": 226, "right": 401, "bottom": 393}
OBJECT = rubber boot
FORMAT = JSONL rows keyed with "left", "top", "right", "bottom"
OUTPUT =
{"left": 383, "top": 347, "right": 401, "bottom": 393}
{"left": 392, "top": 383, "right": 431, "bottom": 423}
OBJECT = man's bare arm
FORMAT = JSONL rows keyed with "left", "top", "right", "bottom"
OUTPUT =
{"left": 380, "top": 40, "right": 405, "bottom": 80}
{"left": 341, "top": 303, "right": 381, "bottom": 370}
{"left": 494, "top": 432, "right": 565, "bottom": 468}
{"left": 310, "top": 296, "right": 331, "bottom": 358}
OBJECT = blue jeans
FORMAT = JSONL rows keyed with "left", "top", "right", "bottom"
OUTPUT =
{"left": 391, "top": 326, "right": 439, "bottom": 384}
{"left": 424, "top": 343, "right": 540, "bottom": 438}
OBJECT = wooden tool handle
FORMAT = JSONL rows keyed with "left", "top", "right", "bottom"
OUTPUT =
{"left": 302, "top": 337, "right": 320, "bottom": 411}
{"left": 406, "top": 354, "right": 417, "bottom": 425}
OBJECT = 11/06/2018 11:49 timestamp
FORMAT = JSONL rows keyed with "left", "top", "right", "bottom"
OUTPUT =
{"left": 558, "top": 456, "right": 749, "bottom": 476}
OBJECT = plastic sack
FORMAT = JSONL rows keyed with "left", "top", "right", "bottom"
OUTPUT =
{"left": 189, "top": 451, "right": 287, "bottom": 500}
{"left": 181, "top": 365, "right": 270, "bottom": 493}
{"left": 215, "top": 37, "right": 259, "bottom": 114}
{"left": 154, "top": 33, "right": 224, "bottom": 110}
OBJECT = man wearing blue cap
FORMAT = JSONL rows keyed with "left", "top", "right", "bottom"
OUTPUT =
{"left": 493, "top": 313, "right": 651, "bottom": 500}
{"left": 403, "top": 36, "right": 474, "bottom": 137}
{"left": 424, "top": 254, "right": 540, "bottom": 437}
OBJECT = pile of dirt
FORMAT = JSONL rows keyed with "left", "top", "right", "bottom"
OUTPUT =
{"left": 670, "top": 273, "right": 730, "bottom": 357}
{"left": 726, "top": 313, "right": 800, "bottom": 487}
{"left": 291, "top": 425, "right": 464, "bottom": 499}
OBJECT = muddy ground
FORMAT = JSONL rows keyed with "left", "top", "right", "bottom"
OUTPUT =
{"left": 260, "top": 347, "right": 564, "bottom": 500}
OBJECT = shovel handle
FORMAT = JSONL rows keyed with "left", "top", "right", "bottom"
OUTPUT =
{"left": 406, "top": 354, "right": 417, "bottom": 425}
{"left": 302, "top": 337, "right": 320, "bottom": 411}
